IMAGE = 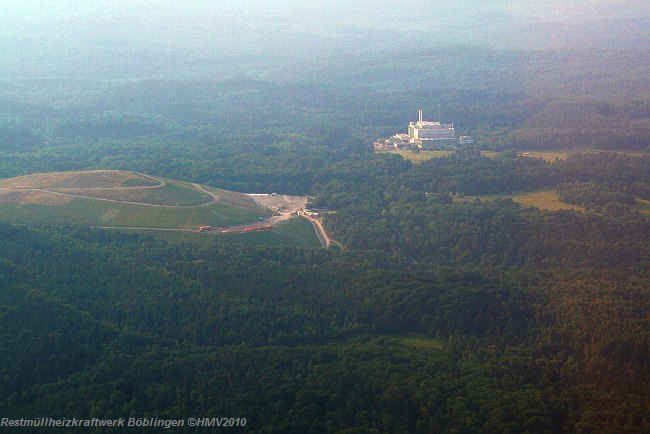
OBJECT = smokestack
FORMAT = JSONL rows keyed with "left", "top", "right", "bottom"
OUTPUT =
{"left": 419, "top": 109, "right": 423, "bottom": 123}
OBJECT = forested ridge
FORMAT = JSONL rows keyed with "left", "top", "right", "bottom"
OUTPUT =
{"left": 0, "top": 46, "right": 649, "bottom": 433}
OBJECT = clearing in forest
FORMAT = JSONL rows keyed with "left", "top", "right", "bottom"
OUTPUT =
{"left": 0, "top": 170, "right": 281, "bottom": 230}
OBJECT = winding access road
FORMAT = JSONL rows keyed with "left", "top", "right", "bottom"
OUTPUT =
{"left": 3, "top": 170, "right": 339, "bottom": 247}
{"left": 7, "top": 175, "right": 220, "bottom": 209}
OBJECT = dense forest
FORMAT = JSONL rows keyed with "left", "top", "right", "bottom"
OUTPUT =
{"left": 1, "top": 219, "right": 648, "bottom": 433}
{"left": 0, "top": 25, "right": 649, "bottom": 434}
{"left": 1, "top": 147, "right": 648, "bottom": 432}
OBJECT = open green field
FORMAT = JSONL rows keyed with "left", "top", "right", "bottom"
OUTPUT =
{"left": 519, "top": 151, "right": 572, "bottom": 161}
{"left": 520, "top": 149, "right": 648, "bottom": 162}
{"left": 0, "top": 170, "right": 269, "bottom": 229}
{"left": 455, "top": 190, "right": 585, "bottom": 211}
{"left": 0, "top": 170, "right": 157, "bottom": 189}
{"left": 273, "top": 217, "right": 324, "bottom": 246}
{"left": 60, "top": 180, "right": 213, "bottom": 206}
{"left": 0, "top": 170, "right": 324, "bottom": 246}
{"left": 202, "top": 185, "right": 263, "bottom": 212}
{"left": 116, "top": 216, "right": 322, "bottom": 247}
{"left": 384, "top": 334, "right": 444, "bottom": 350}
{"left": 380, "top": 149, "right": 502, "bottom": 163}
{"left": 511, "top": 190, "right": 585, "bottom": 211}
{"left": 0, "top": 198, "right": 259, "bottom": 229}
{"left": 511, "top": 190, "right": 650, "bottom": 214}
{"left": 0, "top": 170, "right": 254, "bottom": 207}
{"left": 379, "top": 149, "right": 453, "bottom": 163}
{"left": 215, "top": 218, "right": 322, "bottom": 247}
{"left": 457, "top": 188, "right": 650, "bottom": 215}
{"left": 479, "top": 150, "right": 499, "bottom": 159}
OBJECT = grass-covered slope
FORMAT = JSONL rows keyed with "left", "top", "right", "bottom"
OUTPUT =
{"left": 0, "top": 170, "right": 266, "bottom": 229}
{"left": 58, "top": 181, "right": 213, "bottom": 206}
{"left": 138, "top": 217, "right": 323, "bottom": 248}
{"left": 0, "top": 199, "right": 258, "bottom": 229}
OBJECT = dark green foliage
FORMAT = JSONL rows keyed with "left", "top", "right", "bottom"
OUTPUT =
{"left": 557, "top": 181, "right": 636, "bottom": 216}
{"left": 0, "top": 47, "right": 649, "bottom": 433}
{"left": 322, "top": 152, "right": 650, "bottom": 270}
{"left": 0, "top": 213, "right": 648, "bottom": 433}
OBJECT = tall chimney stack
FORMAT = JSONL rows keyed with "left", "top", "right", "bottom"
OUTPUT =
{"left": 419, "top": 109, "right": 423, "bottom": 123}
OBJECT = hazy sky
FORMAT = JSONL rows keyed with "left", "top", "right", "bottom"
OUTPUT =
{"left": 1, "top": 1, "right": 648, "bottom": 79}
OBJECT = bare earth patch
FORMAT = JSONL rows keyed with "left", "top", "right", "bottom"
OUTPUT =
{"left": 247, "top": 194, "right": 308, "bottom": 213}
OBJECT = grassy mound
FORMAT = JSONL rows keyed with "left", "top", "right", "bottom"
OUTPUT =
{"left": 0, "top": 170, "right": 266, "bottom": 229}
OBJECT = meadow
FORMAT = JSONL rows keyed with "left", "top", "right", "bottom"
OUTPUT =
{"left": 114, "top": 216, "right": 322, "bottom": 247}
{"left": 0, "top": 170, "right": 270, "bottom": 229}
{"left": 456, "top": 190, "right": 584, "bottom": 211}
{"left": 510, "top": 190, "right": 585, "bottom": 211}
{"left": 385, "top": 334, "right": 445, "bottom": 351}
{"left": 520, "top": 149, "right": 648, "bottom": 162}
{"left": 59, "top": 180, "right": 213, "bottom": 206}
{"left": 0, "top": 198, "right": 259, "bottom": 229}
{"left": 379, "top": 149, "right": 453, "bottom": 163}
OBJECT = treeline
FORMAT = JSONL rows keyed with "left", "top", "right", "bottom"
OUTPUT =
{"left": 557, "top": 181, "right": 636, "bottom": 215}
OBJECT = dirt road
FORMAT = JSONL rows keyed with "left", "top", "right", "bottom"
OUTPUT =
{"left": 7, "top": 176, "right": 219, "bottom": 208}
{"left": 9, "top": 187, "right": 218, "bottom": 208}
{"left": 303, "top": 216, "right": 332, "bottom": 248}
{"left": 3, "top": 170, "right": 336, "bottom": 246}
{"left": 192, "top": 183, "right": 221, "bottom": 203}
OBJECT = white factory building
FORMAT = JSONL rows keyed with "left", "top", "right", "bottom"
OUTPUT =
{"left": 375, "top": 110, "right": 472, "bottom": 151}
{"left": 407, "top": 110, "right": 457, "bottom": 149}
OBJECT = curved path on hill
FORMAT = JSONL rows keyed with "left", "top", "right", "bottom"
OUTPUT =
{"left": 4, "top": 171, "right": 166, "bottom": 190}
{"left": 191, "top": 182, "right": 221, "bottom": 203}
{"left": 14, "top": 188, "right": 219, "bottom": 208}
{"left": 52, "top": 172, "right": 167, "bottom": 190}
{"left": 59, "top": 172, "right": 166, "bottom": 190}
{"left": 7, "top": 177, "right": 220, "bottom": 209}
{"left": 3, "top": 170, "right": 338, "bottom": 248}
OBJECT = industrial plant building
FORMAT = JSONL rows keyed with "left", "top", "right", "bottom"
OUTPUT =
{"left": 375, "top": 110, "right": 471, "bottom": 150}
{"left": 408, "top": 110, "right": 457, "bottom": 149}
